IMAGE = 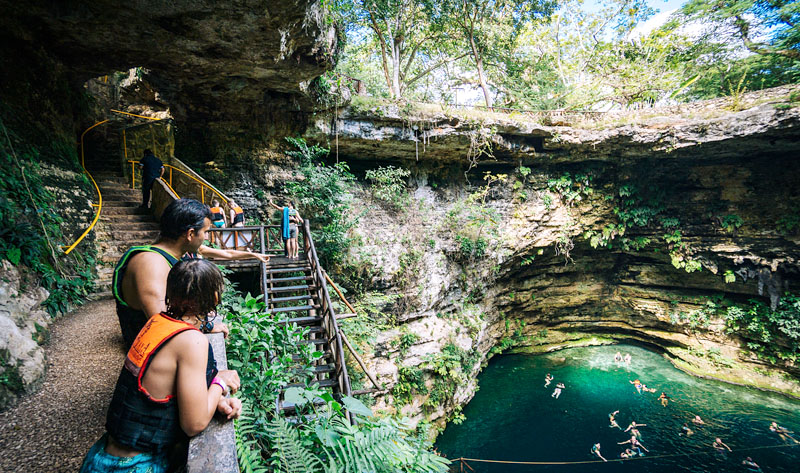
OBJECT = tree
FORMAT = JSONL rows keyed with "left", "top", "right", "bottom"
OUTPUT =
{"left": 438, "top": 0, "right": 556, "bottom": 108}
{"left": 346, "top": 0, "right": 465, "bottom": 98}
{"left": 679, "top": 0, "right": 800, "bottom": 61}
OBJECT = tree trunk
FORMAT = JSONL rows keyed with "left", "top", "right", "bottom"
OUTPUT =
{"left": 469, "top": 34, "right": 492, "bottom": 109}
{"left": 368, "top": 11, "right": 395, "bottom": 98}
{"left": 392, "top": 36, "right": 403, "bottom": 98}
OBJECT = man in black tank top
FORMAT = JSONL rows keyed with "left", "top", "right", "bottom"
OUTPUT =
{"left": 113, "top": 198, "right": 270, "bottom": 348}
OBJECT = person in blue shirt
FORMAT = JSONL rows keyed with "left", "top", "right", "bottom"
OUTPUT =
{"left": 139, "top": 149, "right": 164, "bottom": 209}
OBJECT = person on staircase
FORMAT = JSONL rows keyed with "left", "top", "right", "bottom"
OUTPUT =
{"left": 208, "top": 199, "right": 226, "bottom": 248}
{"left": 139, "top": 149, "right": 164, "bottom": 209}
{"left": 113, "top": 198, "right": 270, "bottom": 348}
{"left": 268, "top": 199, "right": 303, "bottom": 259}
{"left": 228, "top": 200, "right": 245, "bottom": 228}
{"left": 80, "top": 259, "right": 242, "bottom": 473}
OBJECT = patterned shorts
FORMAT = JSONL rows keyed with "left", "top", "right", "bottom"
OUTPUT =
{"left": 80, "top": 434, "right": 169, "bottom": 473}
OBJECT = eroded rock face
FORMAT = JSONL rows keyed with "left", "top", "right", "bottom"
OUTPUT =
{"left": 297, "top": 88, "right": 800, "bottom": 433}
{"left": 0, "top": 0, "right": 338, "bottom": 122}
{"left": 0, "top": 262, "right": 50, "bottom": 410}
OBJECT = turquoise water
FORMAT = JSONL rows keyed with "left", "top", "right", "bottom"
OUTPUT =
{"left": 436, "top": 345, "right": 800, "bottom": 472}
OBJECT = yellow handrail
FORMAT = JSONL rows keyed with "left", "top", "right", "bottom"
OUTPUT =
{"left": 63, "top": 110, "right": 166, "bottom": 255}
{"left": 128, "top": 160, "right": 228, "bottom": 206}
{"left": 63, "top": 119, "right": 109, "bottom": 255}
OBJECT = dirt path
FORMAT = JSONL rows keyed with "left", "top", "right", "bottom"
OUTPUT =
{"left": 0, "top": 299, "right": 125, "bottom": 473}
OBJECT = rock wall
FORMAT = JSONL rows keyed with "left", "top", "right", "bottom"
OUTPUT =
{"left": 295, "top": 87, "right": 800, "bottom": 434}
{"left": 0, "top": 262, "right": 51, "bottom": 410}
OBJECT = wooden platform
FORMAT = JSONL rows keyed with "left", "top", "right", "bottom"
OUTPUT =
{"left": 208, "top": 254, "right": 307, "bottom": 270}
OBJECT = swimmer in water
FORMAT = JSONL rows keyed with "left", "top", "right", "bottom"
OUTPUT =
{"left": 742, "top": 457, "right": 761, "bottom": 471}
{"left": 544, "top": 373, "right": 553, "bottom": 388}
{"left": 609, "top": 410, "right": 621, "bottom": 429}
{"left": 624, "top": 353, "right": 632, "bottom": 367}
{"left": 680, "top": 423, "right": 694, "bottom": 437}
{"left": 620, "top": 448, "right": 634, "bottom": 459}
{"left": 658, "top": 392, "right": 670, "bottom": 407}
{"left": 630, "top": 379, "right": 643, "bottom": 393}
{"left": 692, "top": 415, "right": 705, "bottom": 425}
{"left": 614, "top": 351, "right": 623, "bottom": 366}
{"left": 713, "top": 437, "right": 732, "bottom": 453}
{"left": 625, "top": 421, "right": 647, "bottom": 433}
{"left": 552, "top": 382, "right": 565, "bottom": 399}
{"left": 770, "top": 422, "right": 800, "bottom": 444}
{"left": 591, "top": 443, "right": 607, "bottom": 462}
{"left": 618, "top": 436, "right": 649, "bottom": 454}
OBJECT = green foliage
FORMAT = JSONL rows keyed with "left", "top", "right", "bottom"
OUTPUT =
{"left": 284, "top": 137, "right": 357, "bottom": 268}
{"left": 720, "top": 214, "right": 744, "bottom": 231}
{"left": 546, "top": 172, "right": 593, "bottom": 207}
{"left": 671, "top": 292, "right": 800, "bottom": 364}
{"left": 723, "top": 270, "right": 736, "bottom": 284}
{"left": 224, "top": 288, "right": 447, "bottom": 473}
{"left": 392, "top": 366, "right": 428, "bottom": 405}
{"left": 776, "top": 211, "right": 800, "bottom": 235}
{"left": 444, "top": 172, "right": 504, "bottom": 261}
{"left": 0, "top": 133, "right": 96, "bottom": 317}
{"left": 365, "top": 165, "right": 411, "bottom": 210}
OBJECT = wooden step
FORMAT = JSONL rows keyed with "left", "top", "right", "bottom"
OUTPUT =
{"left": 265, "top": 266, "right": 311, "bottom": 275}
{"left": 292, "top": 351, "right": 331, "bottom": 362}
{"left": 266, "top": 284, "right": 312, "bottom": 293}
{"left": 278, "top": 316, "right": 322, "bottom": 326}
{"left": 284, "top": 378, "right": 339, "bottom": 389}
{"left": 268, "top": 275, "right": 313, "bottom": 283}
{"left": 299, "top": 338, "right": 328, "bottom": 346}
{"left": 267, "top": 304, "right": 316, "bottom": 314}
{"left": 270, "top": 294, "right": 314, "bottom": 303}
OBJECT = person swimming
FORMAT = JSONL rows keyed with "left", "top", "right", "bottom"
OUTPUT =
{"left": 620, "top": 448, "right": 635, "bottom": 459}
{"left": 770, "top": 421, "right": 800, "bottom": 444}
{"left": 625, "top": 421, "right": 646, "bottom": 433}
{"left": 742, "top": 457, "right": 761, "bottom": 472}
{"left": 614, "top": 351, "right": 623, "bottom": 366}
{"left": 544, "top": 373, "right": 553, "bottom": 388}
{"left": 624, "top": 353, "right": 632, "bottom": 367}
{"left": 552, "top": 382, "right": 565, "bottom": 399}
{"left": 658, "top": 392, "right": 670, "bottom": 407}
{"left": 618, "top": 436, "right": 648, "bottom": 455}
{"left": 692, "top": 415, "right": 705, "bottom": 425}
{"left": 609, "top": 410, "right": 621, "bottom": 429}
{"left": 591, "top": 443, "right": 607, "bottom": 462}
{"left": 630, "top": 379, "right": 643, "bottom": 393}
{"left": 680, "top": 423, "right": 694, "bottom": 437}
{"left": 713, "top": 437, "right": 732, "bottom": 453}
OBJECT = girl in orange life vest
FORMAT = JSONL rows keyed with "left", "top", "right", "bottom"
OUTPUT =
{"left": 80, "top": 259, "right": 241, "bottom": 473}
{"left": 209, "top": 199, "right": 226, "bottom": 228}
{"left": 228, "top": 199, "right": 245, "bottom": 228}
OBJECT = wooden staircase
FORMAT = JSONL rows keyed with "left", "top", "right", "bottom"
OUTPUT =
{"left": 262, "top": 223, "right": 353, "bottom": 421}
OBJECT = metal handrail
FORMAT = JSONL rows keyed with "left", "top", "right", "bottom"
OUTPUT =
{"left": 63, "top": 109, "right": 163, "bottom": 255}
{"left": 128, "top": 160, "right": 229, "bottom": 206}
{"left": 63, "top": 119, "right": 109, "bottom": 255}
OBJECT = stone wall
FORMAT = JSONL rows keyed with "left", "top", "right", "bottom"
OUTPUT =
{"left": 0, "top": 262, "right": 51, "bottom": 410}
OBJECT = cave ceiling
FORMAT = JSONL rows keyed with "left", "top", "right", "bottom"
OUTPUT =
{"left": 0, "top": 0, "right": 337, "bottom": 122}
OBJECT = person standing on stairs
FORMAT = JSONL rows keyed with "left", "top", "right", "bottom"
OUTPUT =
{"left": 80, "top": 259, "right": 242, "bottom": 473}
{"left": 268, "top": 199, "right": 303, "bottom": 259}
{"left": 228, "top": 200, "right": 245, "bottom": 228}
{"left": 208, "top": 199, "right": 226, "bottom": 248}
{"left": 113, "top": 198, "right": 270, "bottom": 348}
{"left": 139, "top": 149, "right": 164, "bottom": 209}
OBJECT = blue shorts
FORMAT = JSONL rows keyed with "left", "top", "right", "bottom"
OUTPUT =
{"left": 213, "top": 220, "right": 225, "bottom": 228}
{"left": 80, "top": 434, "right": 169, "bottom": 473}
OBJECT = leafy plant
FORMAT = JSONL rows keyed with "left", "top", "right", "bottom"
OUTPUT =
{"left": 365, "top": 165, "right": 411, "bottom": 210}
{"left": 720, "top": 214, "right": 743, "bottom": 231}
{"left": 284, "top": 137, "right": 358, "bottom": 268}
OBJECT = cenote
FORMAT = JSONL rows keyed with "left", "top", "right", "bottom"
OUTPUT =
{"left": 436, "top": 345, "right": 800, "bottom": 472}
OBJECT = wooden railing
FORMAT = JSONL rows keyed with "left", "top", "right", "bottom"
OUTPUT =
{"left": 205, "top": 225, "right": 293, "bottom": 253}
{"left": 302, "top": 219, "right": 353, "bottom": 415}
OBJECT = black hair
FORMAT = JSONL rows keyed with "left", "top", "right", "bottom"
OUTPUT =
{"left": 211, "top": 199, "right": 220, "bottom": 206}
{"left": 143, "top": 148, "right": 153, "bottom": 156}
{"left": 160, "top": 198, "right": 212, "bottom": 240}
{"left": 165, "top": 259, "right": 224, "bottom": 320}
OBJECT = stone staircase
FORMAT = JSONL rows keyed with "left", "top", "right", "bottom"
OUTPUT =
{"left": 86, "top": 137, "right": 160, "bottom": 297}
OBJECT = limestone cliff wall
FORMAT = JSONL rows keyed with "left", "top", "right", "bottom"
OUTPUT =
{"left": 295, "top": 87, "right": 800, "bottom": 433}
